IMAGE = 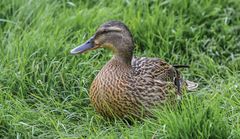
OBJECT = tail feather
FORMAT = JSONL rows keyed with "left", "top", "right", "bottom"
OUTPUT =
{"left": 173, "top": 65, "right": 190, "bottom": 68}
{"left": 186, "top": 80, "right": 198, "bottom": 91}
{"left": 173, "top": 64, "right": 198, "bottom": 91}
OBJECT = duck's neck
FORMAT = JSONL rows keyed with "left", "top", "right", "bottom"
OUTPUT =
{"left": 113, "top": 50, "right": 133, "bottom": 66}
{"left": 109, "top": 39, "right": 134, "bottom": 65}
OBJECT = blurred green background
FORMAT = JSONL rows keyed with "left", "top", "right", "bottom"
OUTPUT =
{"left": 0, "top": 0, "right": 240, "bottom": 138}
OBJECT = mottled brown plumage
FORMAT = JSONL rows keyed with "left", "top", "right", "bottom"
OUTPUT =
{"left": 70, "top": 21, "right": 198, "bottom": 119}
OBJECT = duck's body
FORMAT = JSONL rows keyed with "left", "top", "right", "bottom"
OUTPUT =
{"left": 90, "top": 57, "right": 180, "bottom": 118}
{"left": 71, "top": 21, "right": 197, "bottom": 119}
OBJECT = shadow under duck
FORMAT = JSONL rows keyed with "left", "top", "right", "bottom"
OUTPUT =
{"left": 71, "top": 21, "right": 198, "bottom": 119}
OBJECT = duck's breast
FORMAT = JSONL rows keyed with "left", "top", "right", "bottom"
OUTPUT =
{"left": 89, "top": 61, "right": 138, "bottom": 118}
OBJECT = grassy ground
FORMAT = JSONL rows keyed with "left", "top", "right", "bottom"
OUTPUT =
{"left": 1, "top": 0, "right": 240, "bottom": 138}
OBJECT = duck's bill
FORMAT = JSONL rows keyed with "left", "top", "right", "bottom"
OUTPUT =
{"left": 70, "top": 36, "right": 95, "bottom": 55}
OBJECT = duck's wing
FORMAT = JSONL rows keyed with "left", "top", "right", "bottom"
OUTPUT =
{"left": 128, "top": 77, "right": 178, "bottom": 108}
{"left": 132, "top": 57, "right": 178, "bottom": 82}
{"left": 131, "top": 57, "right": 198, "bottom": 92}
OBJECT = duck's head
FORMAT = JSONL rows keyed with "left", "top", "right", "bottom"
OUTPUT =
{"left": 70, "top": 21, "right": 134, "bottom": 63}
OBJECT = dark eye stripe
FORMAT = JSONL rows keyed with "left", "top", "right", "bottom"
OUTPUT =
{"left": 95, "top": 29, "right": 109, "bottom": 36}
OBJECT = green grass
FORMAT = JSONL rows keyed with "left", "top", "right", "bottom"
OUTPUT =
{"left": 0, "top": 0, "right": 240, "bottom": 138}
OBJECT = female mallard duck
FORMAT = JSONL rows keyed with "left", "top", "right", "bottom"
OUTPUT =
{"left": 71, "top": 21, "right": 198, "bottom": 119}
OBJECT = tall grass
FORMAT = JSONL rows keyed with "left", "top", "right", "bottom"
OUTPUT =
{"left": 0, "top": 0, "right": 240, "bottom": 138}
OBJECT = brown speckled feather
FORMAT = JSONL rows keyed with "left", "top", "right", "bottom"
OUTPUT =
{"left": 132, "top": 57, "right": 179, "bottom": 82}
{"left": 90, "top": 57, "right": 182, "bottom": 118}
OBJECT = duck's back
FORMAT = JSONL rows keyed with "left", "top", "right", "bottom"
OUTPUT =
{"left": 132, "top": 57, "right": 181, "bottom": 83}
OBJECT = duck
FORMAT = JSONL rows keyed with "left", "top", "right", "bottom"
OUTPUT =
{"left": 70, "top": 21, "right": 198, "bottom": 119}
